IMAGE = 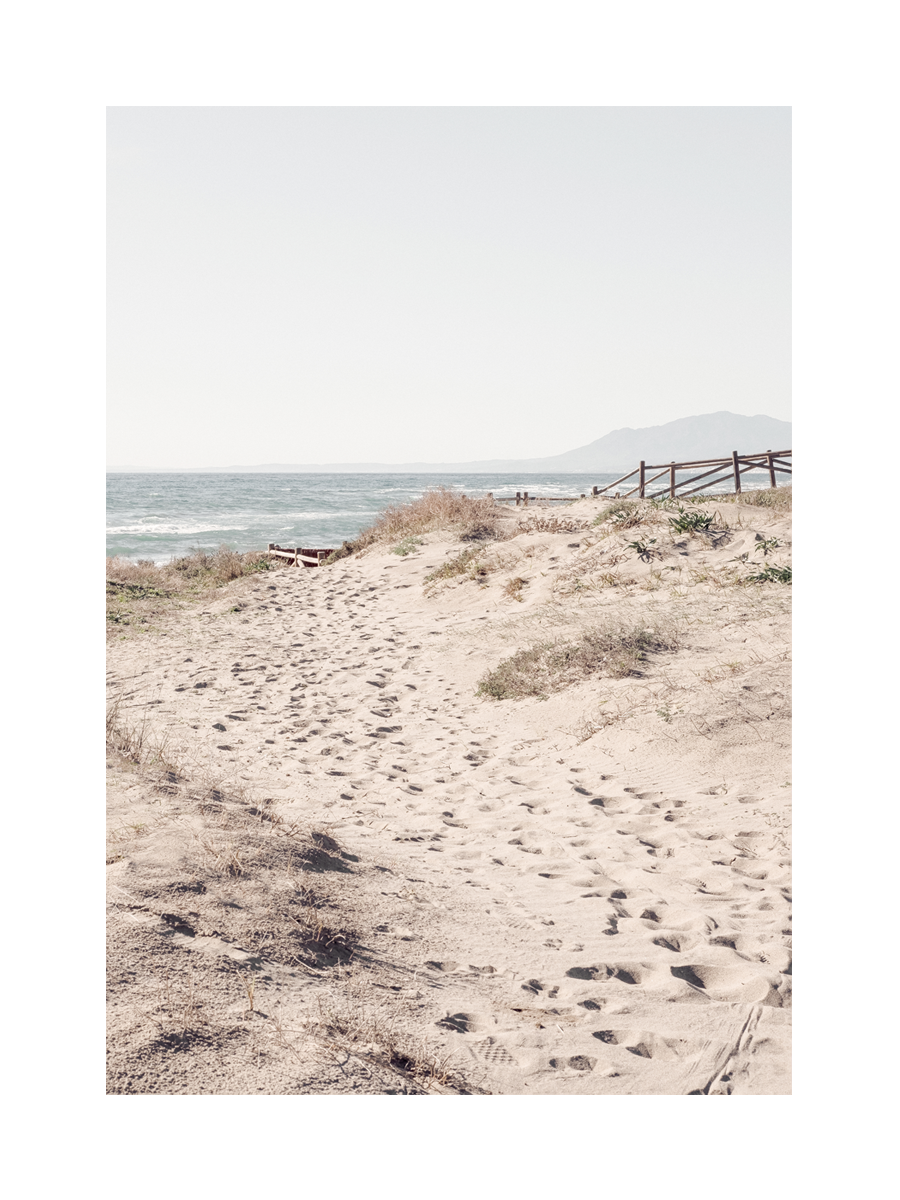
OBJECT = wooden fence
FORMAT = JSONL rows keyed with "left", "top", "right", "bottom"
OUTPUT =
{"left": 591, "top": 449, "right": 792, "bottom": 501}
{"left": 489, "top": 491, "right": 590, "bottom": 506}
{"left": 488, "top": 449, "right": 791, "bottom": 506}
{"left": 267, "top": 543, "right": 336, "bottom": 567}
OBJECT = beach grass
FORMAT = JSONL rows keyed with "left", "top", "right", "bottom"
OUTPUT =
{"left": 106, "top": 545, "right": 283, "bottom": 629}
{"left": 476, "top": 621, "right": 679, "bottom": 700}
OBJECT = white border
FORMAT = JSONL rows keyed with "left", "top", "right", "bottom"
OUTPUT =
{"left": 6, "top": 0, "right": 894, "bottom": 1190}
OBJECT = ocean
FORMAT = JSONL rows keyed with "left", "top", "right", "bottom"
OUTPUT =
{"left": 106, "top": 470, "right": 777, "bottom": 563}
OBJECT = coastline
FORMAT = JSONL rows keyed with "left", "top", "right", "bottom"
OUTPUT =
{"left": 107, "top": 490, "right": 791, "bottom": 1094}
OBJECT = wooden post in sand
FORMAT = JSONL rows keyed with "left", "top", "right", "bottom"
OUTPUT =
{"left": 766, "top": 452, "right": 777, "bottom": 489}
{"left": 516, "top": 491, "right": 521, "bottom": 506}
{"left": 669, "top": 463, "right": 676, "bottom": 499}
{"left": 639, "top": 461, "right": 646, "bottom": 498}
{"left": 524, "top": 491, "right": 529, "bottom": 507}
{"left": 592, "top": 485, "right": 598, "bottom": 496}
{"left": 732, "top": 450, "right": 742, "bottom": 495}
{"left": 268, "top": 543, "right": 275, "bottom": 552}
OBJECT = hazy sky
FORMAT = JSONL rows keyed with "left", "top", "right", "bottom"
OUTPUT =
{"left": 107, "top": 107, "right": 790, "bottom": 468}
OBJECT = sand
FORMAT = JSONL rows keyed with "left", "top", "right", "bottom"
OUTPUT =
{"left": 107, "top": 494, "right": 791, "bottom": 1094}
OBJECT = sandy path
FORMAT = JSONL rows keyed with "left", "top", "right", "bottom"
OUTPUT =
{"left": 107, "top": 497, "right": 791, "bottom": 1094}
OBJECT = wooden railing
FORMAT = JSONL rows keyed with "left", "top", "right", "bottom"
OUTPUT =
{"left": 267, "top": 543, "right": 336, "bottom": 567}
{"left": 591, "top": 449, "right": 792, "bottom": 501}
{"left": 489, "top": 491, "right": 589, "bottom": 506}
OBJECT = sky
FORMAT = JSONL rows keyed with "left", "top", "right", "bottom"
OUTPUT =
{"left": 107, "top": 107, "right": 790, "bottom": 468}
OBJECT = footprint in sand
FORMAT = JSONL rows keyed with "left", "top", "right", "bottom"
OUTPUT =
{"left": 473, "top": 1038, "right": 518, "bottom": 1067}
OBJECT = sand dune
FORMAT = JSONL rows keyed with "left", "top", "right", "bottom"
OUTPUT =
{"left": 107, "top": 492, "right": 791, "bottom": 1094}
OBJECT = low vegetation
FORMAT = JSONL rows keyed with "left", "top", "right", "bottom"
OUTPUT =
{"left": 625, "top": 537, "right": 658, "bottom": 560}
{"left": 502, "top": 576, "right": 528, "bottom": 601}
{"left": 107, "top": 546, "right": 281, "bottom": 629}
{"left": 515, "top": 516, "right": 590, "bottom": 535}
{"left": 424, "top": 546, "right": 493, "bottom": 587}
{"left": 667, "top": 507, "right": 714, "bottom": 534}
{"left": 593, "top": 500, "right": 644, "bottom": 529}
{"left": 310, "top": 992, "right": 468, "bottom": 1091}
{"left": 354, "top": 487, "right": 499, "bottom": 549}
{"left": 108, "top": 546, "right": 274, "bottom": 591}
{"left": 745, "top": 564, "right": 792, "bottom": 584}
{"left": 701, "top": 486, "right": 792, "bottom": 511}
{"left": 476, "top": 622, "right": 679, "bottom": 700}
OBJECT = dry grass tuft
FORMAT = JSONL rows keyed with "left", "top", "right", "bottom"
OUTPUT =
{"left": 477, "top": 621, "right": 679, "bottom": 700}
{"left": 107, "top": 546, "right": 275, "bottom": 591}
{"left": 514, "top": 517, "right": 590, "bottom": 535}
{"left": 593, "top": 499, "right": 646, "bottom": 529}
{"left": 424, "top": 546, "right": 494, "bottom": 588}
{"left": 106, "top": 694, "right": 181, "bottom": 774}
{"left": 355, "top": 488, "right": 499, "bottom": 548}
{"left": 699, "top": 486, "right": 792, "bottom": 511}
{"left": 502, "top": 576, "right": 528, "bottom": 602}
{"left": 311, "top": 992, "right": 467, "bottom": 1091}
{"left": 569, "top": 708, "right": 621, "bottom": 742}
{"left": 107, "top": 546, "right": 281, "bottom": 629}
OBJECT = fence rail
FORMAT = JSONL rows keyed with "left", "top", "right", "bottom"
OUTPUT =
{"left": 489, "top": 491, "right": 589, "bottom": 506}
{"left": 591, "top": 449, "right": 792, "bottom": 502}
{"left": 267, "top": 543, "right": 336, "bottom": 567}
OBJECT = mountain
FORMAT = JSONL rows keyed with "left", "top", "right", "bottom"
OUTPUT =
{"left": 107, "top": 412, "right": 791, "bottom": 473}
{"left": 510, "top": 411, "right": 792, "bottom": 473}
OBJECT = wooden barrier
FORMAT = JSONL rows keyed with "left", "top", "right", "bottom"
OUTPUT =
{"left": 489, "top": 492, "right": 588, "bottom": 506}
{"left": 267, "top": 544, "right": 336, "bottom": 567}
{"left": 591, "top": 449, "right": 792, "bottom": 501}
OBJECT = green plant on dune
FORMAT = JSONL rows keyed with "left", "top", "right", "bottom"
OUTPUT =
{"left": 625, "top": 538, "right": 657, "bottom": 560}
{"left": 591, "top": 500, "right": 643, "bottom": 528}
{"left": 667, "top": 507, "right": 714, "bottom": 534}
{"left": 322, "top": 540, "right": 359, "bottom": 564}
{"left": 391, "top": 536, "right": 424, "bottom": 556}
{"left": 744, "top": 564, "right": 792, "bottom": 584}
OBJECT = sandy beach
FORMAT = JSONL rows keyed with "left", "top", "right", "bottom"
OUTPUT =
{"left": 106, "top": 490, "right": 791, "bottom": 1095}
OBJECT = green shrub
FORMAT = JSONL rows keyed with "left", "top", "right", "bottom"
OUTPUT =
{"left": 744, "top": 564, "right": 792, "bottom": 584}
{"left": 667, "top": 508, "right": 713, "bottom": 534}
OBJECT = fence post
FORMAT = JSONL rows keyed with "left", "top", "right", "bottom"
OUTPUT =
{"left": 524, "top": 491, "right": 529, "bottom": 507}
{"left": 639, "top": 461, "right": 645, "bottom": 498}
{"left": 766, "top": 451, "right": 776, "bottom": 489}
{"left": 592, "top": 485, "right": 598, "bottom": 496}
{"left": 669, "top": 462, "right": 676, "bottom": 499}
{"left": 516, "top": 491, "right": 521, "bottom": 506}
{"left": 732, "top": 450, "right": 741, "bottom": 495}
